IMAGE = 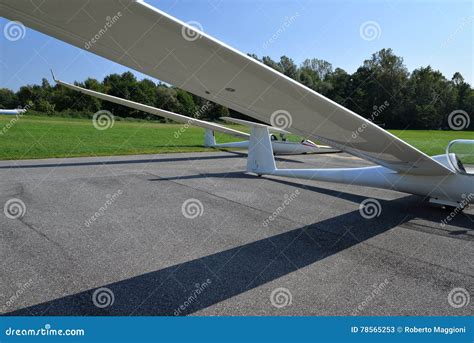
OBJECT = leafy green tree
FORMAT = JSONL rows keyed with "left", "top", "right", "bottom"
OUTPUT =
{"left": 261, "top": 56, "right": 283, "bottom": 73}
{"left": 351, "top": 49, "right": 409, "bottom": 127}
{"left": 65, "top": 78, "right": 103, "bottom": 114}
{"left": 301, "top": 58, "right": 333, "bottom": 81}
{"left": 134, "top": 79, "right": 156, "bottom": 107}
{"left": 451, "top": 72, "right": 472, "bottom": 114}
{"left": 247, "top": 53, "right": 261, "bottom": 62}
{"left": 325, "top": 68, "right": 352, "bottom": 105}
{"left": 155, "top": 86, "right": 181, "bottom": 117}
{"left": 404, "top": 66, "right": 454, "bottom": 129}
{"left": 176, "top": 89, "right": 196, "bottom": 116}
{"left": 102, "top": 72, "right": 139, "bottom": 117}
{"left": 298, "top": 68, "right": 315, "bottom": 89}
{"left": 279, "top": 56, "right": 298, "bottom": 79}
{"left": 16, "top": 86, "right": 36, "bottom": 108}
{"left": 0, "top": 88, "right": 17, "bottom": 109}
{"left": 36, "top": 99, "right": 55, "bottom": 113}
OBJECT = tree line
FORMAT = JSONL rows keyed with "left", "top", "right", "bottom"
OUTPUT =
{"left": 0, "top": 48, "right": 472, "bottom": 130}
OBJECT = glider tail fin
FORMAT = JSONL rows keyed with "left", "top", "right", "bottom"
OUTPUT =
{"left": 204, "top": 129, "right": 216, "bottom": 147}
{"left": 247, "top": 126, "right": 276, "bottom": 175}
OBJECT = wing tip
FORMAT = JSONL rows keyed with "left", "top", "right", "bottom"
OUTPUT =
{"left": 50, "top": 69, "right": 58, "bottom": 83}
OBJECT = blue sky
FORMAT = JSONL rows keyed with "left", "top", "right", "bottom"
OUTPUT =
{"left": 0, "top": 0, "right": 472, "bottom": 90}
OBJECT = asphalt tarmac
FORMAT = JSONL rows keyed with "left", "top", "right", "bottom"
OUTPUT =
{"left": 0, "top": 151, "right": 472, "bottom": 316}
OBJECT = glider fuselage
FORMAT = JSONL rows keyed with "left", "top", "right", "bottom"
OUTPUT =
{"left": 247, "top": 126, "right": 473, "bottom": 209}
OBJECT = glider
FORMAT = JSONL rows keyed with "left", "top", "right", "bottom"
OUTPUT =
{"left": 51, "top": 75, "right": 338, "bottom": 155}
{"left": 0, "top": 109, "right": 26, "bottom": 115}
{"left": 0, "top": 0, "right": 472, "bottom": 209}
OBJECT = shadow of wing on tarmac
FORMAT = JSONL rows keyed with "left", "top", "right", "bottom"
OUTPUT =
{"left": 0, "top": 153, "right": 241, "bottom": 170}
{"left": 6, "top": 202, "right": 401, "bottom": 316}
{"left": 6, "top": 185, "right": 471, "bottom": 316}
{"left": 0, "top": 151, "right": 303, "bottom": 170}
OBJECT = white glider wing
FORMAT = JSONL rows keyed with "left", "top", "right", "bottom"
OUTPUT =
{"left": 0, "top": 0, "right": 453, "bottom": 175}
{"left": 52, "top": 77, "right": 249, "bottom": 139}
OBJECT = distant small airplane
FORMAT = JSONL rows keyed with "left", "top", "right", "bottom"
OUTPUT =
{"left": 0, "top": 109, "right": 26, "bottom": 115}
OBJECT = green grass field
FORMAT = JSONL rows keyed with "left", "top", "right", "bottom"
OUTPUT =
{"left": 0, "top": 115, "right": 473, "bottom": 160}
